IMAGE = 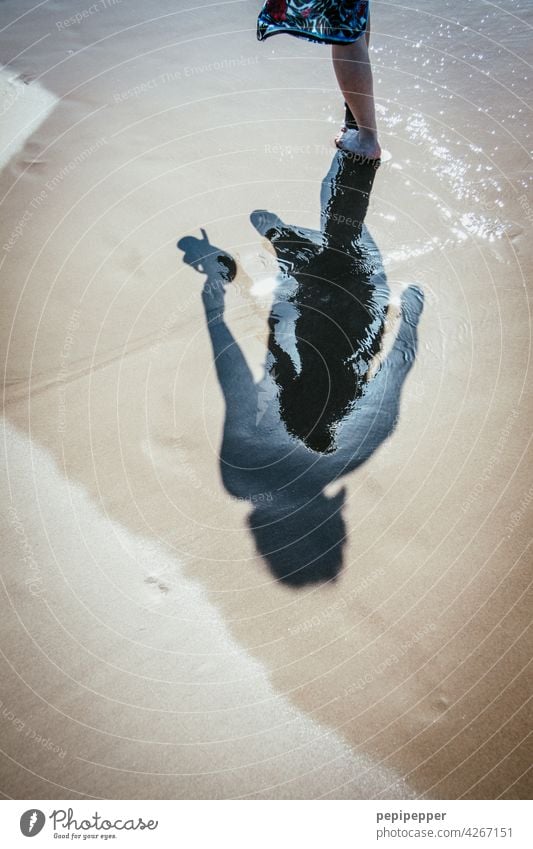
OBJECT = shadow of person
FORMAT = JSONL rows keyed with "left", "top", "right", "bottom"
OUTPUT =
{"left": 178, "top": 153, "right": 424, "bottom": 587}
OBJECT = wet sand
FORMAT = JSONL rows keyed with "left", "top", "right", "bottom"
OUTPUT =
{"left": 1, "top": 0, "right": 532, "bottom": 799}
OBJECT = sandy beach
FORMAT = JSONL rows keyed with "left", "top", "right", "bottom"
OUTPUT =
{"left": 1, "top": 0, "right": 531, "bottom": 800}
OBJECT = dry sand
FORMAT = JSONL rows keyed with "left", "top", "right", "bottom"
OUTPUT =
{"left": 0, "top": 0, "right": 531, "bottom": 799}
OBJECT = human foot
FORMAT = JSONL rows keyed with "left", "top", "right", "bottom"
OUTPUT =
{"left": 335, "top": 128, "right": 381, "bottom": 162}
{"left": 343, "top": 102, "right": 358, "bottom": 131}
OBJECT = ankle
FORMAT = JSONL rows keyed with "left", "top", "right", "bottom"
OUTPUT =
{"left": 358, "top": 127, "right": 378, "bottom": 143}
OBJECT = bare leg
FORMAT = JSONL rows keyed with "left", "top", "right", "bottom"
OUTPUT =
{"left": 333, "top": 17, "right": 381, "bottom": 160}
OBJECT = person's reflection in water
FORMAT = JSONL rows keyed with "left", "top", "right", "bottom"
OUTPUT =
{"left": 178, "top": 153, "right": 424, "bottom": 587}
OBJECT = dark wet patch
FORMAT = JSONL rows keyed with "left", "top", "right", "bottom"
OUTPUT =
{"left": 178, "top": 154, "right": 423, "bottom": 586}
